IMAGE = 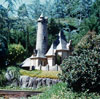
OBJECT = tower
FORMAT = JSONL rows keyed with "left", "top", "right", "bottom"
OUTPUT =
{"left": 36, "top": 14, "right": 48, "bottom": 57}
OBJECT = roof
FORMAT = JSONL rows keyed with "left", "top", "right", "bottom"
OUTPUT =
{"left": 21, "top": 58, "right": 31, "bottom": 67}
{"left": 46, "top": 43, "right": 55, "bottom": 56}
{"left": 40, "top": 13, "right": 44, "bottom": 18}
{"left": 36, "top": 50, "right": 46, "bottom": 58}
{"left": 30, "top": 55, "right": 36, "bottom": 58}
{"left": 66, "top": 40, "right": 72, "bottom": 50}
{"left": 56, "top": 30, "right": 67, "bottom": 51}
{"left": 38, "top": 13, "right": 48, "bottom": 22}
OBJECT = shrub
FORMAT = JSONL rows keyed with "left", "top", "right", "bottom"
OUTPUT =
{"left": 30, "top": 82, "right": 100, "bottom": 99}
{"left": 0, "top": 35, "right": 7, "bottom": 68}
{"left": 0, "top": 70, "right": 6, "bottom": 86}
{"left": 7, "top": 66, "right": 20, "bottom": 80}
{"left": 8, "top": 44, "right": 25, "bottom": 65}
{"left": 75, "top": 31, "right": 96, "bottom": 53}
{"left": 60, "top": 49, "right": 100, "bottom": 92}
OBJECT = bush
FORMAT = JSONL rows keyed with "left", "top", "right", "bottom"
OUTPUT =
{"left": 5, "top": 66, "right": 20, "bottom": 87}
{"left": 75, "top": 31, "right": 96, "bottom": 53}
{"left": 0, "top": 70, "right": 6, "bottom": 86}
{"left": 30, "top": 82, "right": 100, "bottom": 99}
{"left": 7, "top": 66, "right": 20, "bottom": 80}
{"left": 60, "top": 49, "right": 100, "bottom": 92}
{"left": 8, "top": 44, "right": 25, "bottom": 65}
{"left": 0, "top": 35, "right": 7, "bottom": 68}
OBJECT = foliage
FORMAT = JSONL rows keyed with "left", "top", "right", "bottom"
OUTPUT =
{"left": 27, "top": 0, "right": 94, "bottom": 19}
{"left": 60, "top": 48, "right": 100, "bottom": 92}
{"left": 18, "top": 4, "right": 28, "bottom": 18}
{"left": 20, "top": 69, "right": 61, "bottom": 79}
{"left": 0, "top": 70, "right": 6, "bottom": 86}
{"left": 60, "top": 23, "right": 100, "bottom": 92}
{"left": 28, "top": 0, "right": 43, "bottom": 19}
{"left": 80, "top": 15, "right": 99, "bottom": 33}
{"left": 91, "top": 0, "right": 100, "bottom": 34}
{"left": 69, "top": 0, "right": 100, "bottom": 47}
{"left": 7, "top": 66, "right": 20, "bottom": 80}
{"left": 53, "top": 0, "right": 93, "bottom": 19}
{"left": 75, "top": 31, "right": 96, "bottom": 52}
{"left": 0, "top": 35, "right": 7, "bottom": 68}
{"left": 4, "top": 0, "right": 21, "bottom": 13}
{"left": 48, "top": 18, "right": 63, "bottom": 47}
{"left": 70, "top": 14, "right": 99, "bottom": 47}
{"left": 8, "top": 44, "right": 25, "bottom": 65}
{"left": 30, "top": 82, "right": 100, "bottom": 99}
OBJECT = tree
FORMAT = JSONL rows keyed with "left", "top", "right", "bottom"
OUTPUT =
{"left": 52, "top": 0, "right": 67, "bottom": 18}
{"left": 28, "top": 0, "right": 43, "bottom": 19}
{"left": 48, "top": 18, "right": 63, "bottom": 47}
{"left": 18, "top": 3, "right": 29, "bottom": 18}
{"left": 17, "top": 4, "right": 35, "bottom": 54}
{"left": 8, "top": 44, "right": 25, "bottom": 65}
{"left": 4, "top": 0, "right": 21, "bottom": 13}
{"left": 91, "top": 0, "right": 100, "bottom": 34}
{"left": 0, "top": 35, "right": 7, "bottom": 69}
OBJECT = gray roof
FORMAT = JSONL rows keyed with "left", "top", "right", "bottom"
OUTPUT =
{"left": 40, "top": 13, "right": 44, "bottom": 18}
{"left": 36, "top": 50, "right": 46, "bottom": 58}
{"left": 22, "top": 58, "right": 31, "bottom": 67}
{"left": 55, "top": 30, "right": 67, "bottom": 51}
{"left": 46, "top": 43, "right": 55, "bottom": 56}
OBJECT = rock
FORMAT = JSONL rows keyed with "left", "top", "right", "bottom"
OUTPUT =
{"left": 37, "top": 78, "right": 42, "bottom": 88}
{"left": 6, "top": 74, "right": 61, "bottom": 89}
{"left": 5, "top": 72, "right": 12, "bottom": 81}
{"left": 52, "top": 79, "right": 58, "bottom": 85}
{"left": 46, "top": 78, "right": 52, "bottom": 86}
{"left": 28, "top": 77, "right": 34, "bottom": 88}
{"left": 22, "top": 82, "right": 28, "bottom": 88}
{"left": 11, "top": 80, "right": 19, "bottom": 87}
{"left": 5, "top": 70, "right": 20, "bottom": 86}
{"left": 20, "top": 76, "right": 30, "bottom": 88}
{"left": 42, "top": 78, "right": 46, "bottom": 86}
{"left": 9, "top": 71, "right": 14, "bottom": 80}
{"left": 32, "top": 77, "right": 37, "bottom": 89}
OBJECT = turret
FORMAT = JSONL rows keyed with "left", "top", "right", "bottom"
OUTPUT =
{"left": 36, "top": 14, "right": 48, "bottom": 57}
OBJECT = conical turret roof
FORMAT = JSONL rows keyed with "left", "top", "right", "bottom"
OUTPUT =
{"left": 46, "top": 43, "right": 55, "bottom": 56}
{"left": 40, "top": 13, "right": 44, "bottom": 18}
{"left": 56, "top": 30, "right": 67, "bottom": 51}
{"left": 38, "top": 13, "right": 44, "bottom": 21}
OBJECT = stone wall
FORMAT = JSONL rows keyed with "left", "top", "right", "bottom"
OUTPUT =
{"left": 19, "top": 76, "right": 61, "bottom": 89}
{"left": 5, "top": 71, "right": 61, "bottom": 89}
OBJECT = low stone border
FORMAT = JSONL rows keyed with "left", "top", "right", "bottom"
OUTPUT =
{"left": 19, "top": 76, "right": 61, "bottom": 89}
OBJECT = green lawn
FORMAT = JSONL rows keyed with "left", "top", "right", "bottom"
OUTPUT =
{"left": 20, "top": 69, "right": 61, "bottom": 79}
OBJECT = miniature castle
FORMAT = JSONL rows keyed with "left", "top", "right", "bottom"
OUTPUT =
{"left": 22, "top": 14, "right": 72, "bottom": 71}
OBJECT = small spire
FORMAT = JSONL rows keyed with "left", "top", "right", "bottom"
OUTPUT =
{"left": 36, "top": 50, "right": 40, "bottom": 57}
{"left": 46, "top": 43, "right": 55, "bottom": 56}
{"left": 40, "top": 13, "right": 44, "bottom": 18}
{"left": 38, "top": 13, "right": 45, "bottom": 22}
{"left": 58, "top": 30, "right": 63, "bottom": 37}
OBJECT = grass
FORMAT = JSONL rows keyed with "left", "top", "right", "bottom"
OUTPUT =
{"left": 20, "top": 69, "right": 61, "bottom": 79}
{"left": 29, "top": 82, "right": 100, "bottom": 99}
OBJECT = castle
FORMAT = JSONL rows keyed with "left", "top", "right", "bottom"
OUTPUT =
{"left": 22, "top": 14, "right": 72, "bottom": 71}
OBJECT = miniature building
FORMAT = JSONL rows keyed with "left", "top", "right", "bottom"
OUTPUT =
{"left": 22, "top": 14, "right": 72, "bottom": 71}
